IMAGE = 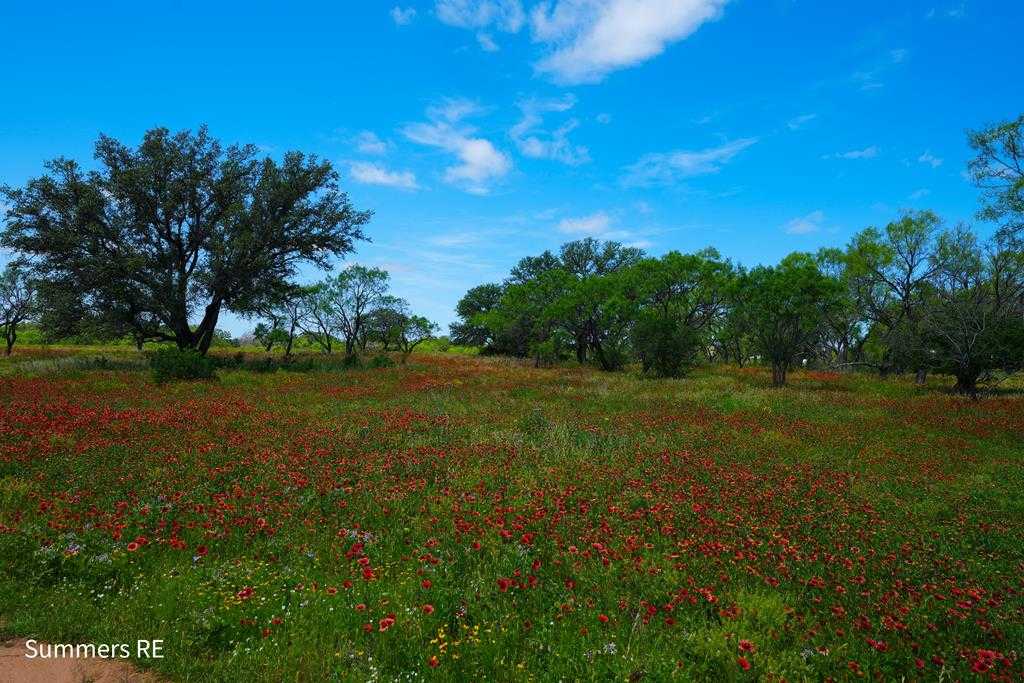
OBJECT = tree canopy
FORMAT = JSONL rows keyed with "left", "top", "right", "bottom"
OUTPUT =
{"left": 1, "top": 126, "right": 371, "bottom": 353}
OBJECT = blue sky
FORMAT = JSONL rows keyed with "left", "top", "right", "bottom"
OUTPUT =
{"left": 1, "top": 1, "right": 1021, "bottom": 335}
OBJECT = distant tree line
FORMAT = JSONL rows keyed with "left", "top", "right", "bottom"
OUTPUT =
{"left": 0, "top": 126, "right": 438, "bottom": 361}
{"left": 249, "top": 264, "right": 438, "bottom": 363}
{"left": 450, "top": 115, "right": 1024, "bottom": 394}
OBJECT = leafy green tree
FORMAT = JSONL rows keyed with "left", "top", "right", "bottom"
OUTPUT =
{"left": 844, "top": 211, "right": 942, "bottom": 375}
{"left": 0, "top": 126, "right": 369, "bottom": 354}
{"left": 395, "top": 314, "right": 439, "bottom": 363}
{"left": 551, "top": 270, "right": 637, "bottom": 371}
{"left": 300, "top": 283, "right": 337, "bottom": 354}
{"left": 0, "top": 263, "right": 36, "bottom": 355}
{"left": 367, "top": 295, "right": 409, "bottom": 351}
{"left": 253, "top": 322, "right": 288, "bottom": 352}
{"left": 630, "top": 249, "right": 730, "bottom": 376}
{"left": 328, "top": 265, "right": 390, "bottom": 356}
{"left": 449, "top": 283, "right": 504, "bottom": 348}
{"left": 921, "top": 228, "right": 1024, "bottom": 394}
{"left": 968, "top": 114, "right": 1024, "bottom": 243}
{"left": 816, "top": 248, "right": 869, "bottom": 368}
{"left": 740, "top": 253, "right": 844, "bottom": 387}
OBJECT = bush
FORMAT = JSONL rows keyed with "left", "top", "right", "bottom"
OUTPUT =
{"left": 341, "top": 353, "right": 363, "bottom": 369}
{"left": 368, "top": 354, "right": 396, "bottom": 368}
{"left": 633, "top": 315, "right": 700, "bottom": 378}
{"left": 149, "top": 348, "right": 216, "bottom": 383}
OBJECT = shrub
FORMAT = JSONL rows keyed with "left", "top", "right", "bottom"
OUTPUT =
{"left": 341, "top": 353, "right": 363, "bottom": 369}
{"left": 633, "top": 315, "right": 700, "bottom": 378}
{"left": 368, "top": 354, "right": 396, "bottom": 369}
{"left": 149, "top": 348, "right": 216, "bottom": 383}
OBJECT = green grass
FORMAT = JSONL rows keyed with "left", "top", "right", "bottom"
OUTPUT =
{"left": 0, "top": 347, "right": 1021, "bottom": 680}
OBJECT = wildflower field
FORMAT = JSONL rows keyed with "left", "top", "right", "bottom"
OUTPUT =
{"left": 0, "top": 350, "right": 1022, "bottom": 681}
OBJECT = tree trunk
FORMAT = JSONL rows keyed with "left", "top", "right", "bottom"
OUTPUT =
{"left": 284, "top": 323, "right": 296, "bottom": 359}
{"left": 954, "top": 370, "right": 980, "bottom": 397}
{"left": 771, "top": 363, "right": 787, "bottom": 387}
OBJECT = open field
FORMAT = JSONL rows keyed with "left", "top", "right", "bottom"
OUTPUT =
{"left": 1, "top": 349, "right": 1022, "bottom": 680}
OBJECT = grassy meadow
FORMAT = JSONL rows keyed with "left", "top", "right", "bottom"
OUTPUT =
{"left": 0, "top": 347, "right": 1022, "bottom": 680}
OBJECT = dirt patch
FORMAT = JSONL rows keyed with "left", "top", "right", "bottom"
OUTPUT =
{"left": 0, "top": 639, "right": 161, "bottom": 683}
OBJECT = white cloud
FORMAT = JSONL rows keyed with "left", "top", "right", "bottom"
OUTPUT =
{"left": 435, "top": 0, "right": 525, "bottom": 31}
{"left": 787, "top": 113, "right": 817, "bottom": 131}
{"left": 918, "top": 151, "right": 943, "bottom": 168}
{"left": 426, "top": 231, "right": 482, "bottom": 247}
{"left": 476, "top": 32, "right": 500, "bottom": 51}
{"left": 909, "top": 188, "right": 931, "bottom": 200}
{"left": 558, "top": 211, "right": 612, "bottom": 235}
{"left": 354, "top": 131, "right": 389, "bottom": 155}
{"left": 531, "top": 0, "right": 729, "bottom": 84}
{"left": 784, "top": 210, "right": 825, "bottom": 235}
{"left": 350, "top": 162, "right": 419, "bottom": 190}
{"left": 889, "top": 48, "right": 908, "bottom": 64}
{"left": 825, "top": 145, "right": 879, "bottom": 160}
{"left": 509, "top": 94, "right": 590, "bottom": 165}
{"left": 595, "top": 112, "right": 612, "bottom": 124}
{"left": 391, "top": 6, "right": 417, "bottom": 25}
{"left": 622, "top": 137, "right": 757, "bottom": 187}
{"left": 403, "top": 99, "right": 512, "bottom": 194}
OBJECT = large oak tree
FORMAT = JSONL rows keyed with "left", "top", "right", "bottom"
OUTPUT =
{"left": 1, "top": 126, "right": 370, "bottom": 353}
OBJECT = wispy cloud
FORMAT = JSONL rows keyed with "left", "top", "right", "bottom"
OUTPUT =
{"left": 476, "top": 32, "right": 500, "bottom": 51}
{"left": 390, "top": 6, "right": 417, "bottom": 25}
{"left": 784, "top": 210, "right": 825, "bottom": 235}
{"left": 349, "top": 161, "right": 419, "bottom": 190}
{"left": 531, "top": 0, "right": 729, "bottom": 84}
{"left": 918, "top": 150, "right": 943, "bottom": 168}
{"left": 509, "top": 94, "right": 590, "bottom": 165}
{"left": 851, "top": 47, "right": 909, "bottom": 91}
{"left": 908, "top": 188, "right": 931, "bottom": 200}
{"left": 403, "top": 99, "right": 512, "bottom": 195}
{"left": 824, "top": 145, "right": 880, "bottom": 160}
{"left": 435, "top": 0, "right": 525, "bottom": 32}
{"left": 787, "top": 113, "right": 818, "bottom": 131}
{"left": 927, "top": 3, "right": 966, "bottom": 20}
{"left": 558, "top": 211, "right": 612, "bottom": 236}
{"left": 354, "top": 131, "right": 389, "bottom": 155}
{"left": 622, "top": 138, "right": 757, "bottom": 187}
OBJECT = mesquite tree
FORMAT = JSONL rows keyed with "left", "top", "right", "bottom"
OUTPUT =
{"left": 0, "top": 263, "right": 36, "bottom": 355}
{"left": 0, "top": 126, "right": 370, "bottom": 353}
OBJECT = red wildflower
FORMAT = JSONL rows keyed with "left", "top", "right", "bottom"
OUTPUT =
{"left": 738, "top": 640, "right": 756, "bottom": 654}
{"left": 737, "top": 657, "right": 751, "bottom": 671}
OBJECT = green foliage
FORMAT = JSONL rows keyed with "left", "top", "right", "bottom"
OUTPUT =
{"left": 968, "top": 114, "right": 1024, "bottom": 242}
{"left": 367, "top": 353, "right": 396, "bottom": 368}
{"left": 149, "top": 347, "right": 217, "bottom": 383}
{"left": 0, "top": 126, "right": 370, "bottom": 353}
{"left": 633, "top": 313, "right": 699, "bottom": 377}
{"left": 731, "top": 253, "right": 845, "bottom": 386}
